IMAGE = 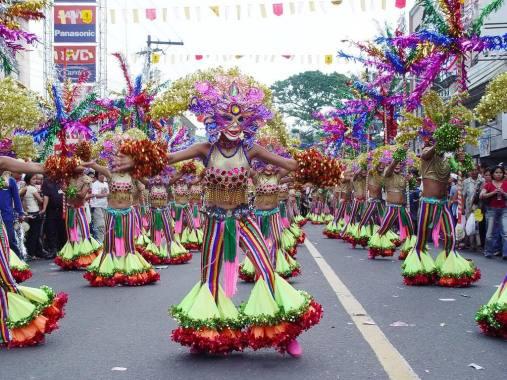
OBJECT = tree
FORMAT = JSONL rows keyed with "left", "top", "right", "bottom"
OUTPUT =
{"left": 270, "top": 71, "right": 352, "bottom": 128}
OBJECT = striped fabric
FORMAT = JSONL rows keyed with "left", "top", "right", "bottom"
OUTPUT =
{"left": 415, "top": 200, "right": 455, "bottom": 255}
{"left": 104, "top": 208, "right": 136, "bottom": 256}
{"left": 65, "top": 206, "right": 92, "bottom": 243}
{"left": 200, "top": 213, "right": 275, "bottom": 298}
{"left": 0, "top": 221, "right": 18, "bottom": 344}
{"left": 378, "top": 206, "right": 414, "bottom": 236}
{"left": 359, "top": 200, "right": 384, "bottom": 228}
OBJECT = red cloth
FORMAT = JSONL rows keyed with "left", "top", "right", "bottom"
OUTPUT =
{"left": 483, "top": 181, "right": 507, "bottom": 208}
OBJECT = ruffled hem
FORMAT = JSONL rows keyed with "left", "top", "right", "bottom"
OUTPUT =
{"left": 323, "top": 230, "right": 341, "bottom": 239}
{"left": 84, "top": 252, "right": 160, "bottom": 287}
{"left": 238, "top": 267, "right": 255, "bottom": 282}
{"left": 168, "top": 252, "right": 193, "bottom": 265}
{"left": 183, "top": 242, "right": 202, "bottom": 251}
{"left": 11, "top": 268, "right": 33, "bottom": 283}
{"left": 54, "top": 252, "right": 99, "bottom": 270}
{"left": 171, "top": 327, "right": 245, "bottom": 354}
{"left": 296, "top": 232, "right": 306, "bottom": 244}
{"left": 476, "top": 306, "right": 507, "bottom": 339}
{"left": 7, "top": 291, "right": 68, "bottom": 348}
{"left": 401, "top": 249, "right": 437, "bottom": 286}
{"left": 243, "top": 300, "right": 323, "bottom": 352}
{"left": 435, "top": 252, "right": 481, "bottom": 288}
{"left": 368, "top": 248, "right": 395, "bottom": 259}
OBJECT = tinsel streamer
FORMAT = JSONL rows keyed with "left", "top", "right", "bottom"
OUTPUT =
{"left": 66, "top": 71, "right": 90, "bottom": 112}
{"left": 417, "top": 0, "right": 449, "bottom": 34}
{"left": 134, "top": 75, "right": 143, "bottom": 96}
{"left": 51, "top": 84, "right": 66, "bottom": 122}
{"left": 113, "top": 52, "right": 133, "bottom": 93}
{"left": 469, "top": 0, "right": 505, "bottom": 36}
{"left": 475, "top": 72, "right": 507, "bottom": 123}
{"left": 68, "top": 93, "right": 98, "bottom": 120}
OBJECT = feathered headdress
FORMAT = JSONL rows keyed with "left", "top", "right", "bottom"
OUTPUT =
{"left": 189, "top": 74, "right": 273, "bottom": 148}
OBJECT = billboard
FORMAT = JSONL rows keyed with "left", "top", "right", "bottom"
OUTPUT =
{"left": 54, "top": 5, "right": 96, "bottom": 43}
{"left": 54, "top": 45, "right": 96, "bottom": 82}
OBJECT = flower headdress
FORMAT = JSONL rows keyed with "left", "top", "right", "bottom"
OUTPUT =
{"left": 189, "top": 74, "right": 273, "bottom": 148}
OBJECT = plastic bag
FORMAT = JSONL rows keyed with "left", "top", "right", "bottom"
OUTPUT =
{"left": 465, "top": 213, "right": 476, "bottom": 236}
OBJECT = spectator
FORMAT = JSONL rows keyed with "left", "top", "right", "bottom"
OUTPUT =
{"left": 480, "top": 165, "right": 507, "bottom": 259}
{"left": 90, "top": 172, "right": 109, "bottom": 243}
{"left": 463, "top": 169, "right": 483, "bottom": 249}
{"left": 41, "top": 177, "right": 66, "bottom": 258}
{"left": 21, "top": 174, "right": 44, "bottom": 258}
{"left": 0, "top": 171, "right": 24, "bottom": 257}
{"left": 409, "top": 175, "right": 421, "bottom": 234}
{"left": 448, "top": 175, "right": 459, "bottom": 222}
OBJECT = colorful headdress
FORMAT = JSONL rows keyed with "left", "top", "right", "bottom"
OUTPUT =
{"left": 189, "top": 74, "right": 273, "bottom": 148}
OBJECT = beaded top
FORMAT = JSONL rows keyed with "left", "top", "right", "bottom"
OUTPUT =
{"left": 110, "top": 173, "right": 134, "bottom": 203}
{"left": 174, "top": 182, "right": 189, "bottom": 204}
{"left": 203, "top": 143, "right": 250, "bottom": 208}
{"left": 150, "top": 185, "right": 168, "bottom": 208}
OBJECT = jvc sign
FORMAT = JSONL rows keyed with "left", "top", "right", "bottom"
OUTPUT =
{"left": 54, "top": 46, "right": 96, "bottom": 83}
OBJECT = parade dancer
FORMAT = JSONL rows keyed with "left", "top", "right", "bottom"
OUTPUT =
{"left": 476, "top": 274, "right": 507, "bottom": 338}
{"left": 172, "top": 165, "right": 204, "bottom": 251}
{"left": 0, "top": 157, "right": 68, "bottom": 348}
{"left": 402, "top": 143, "right": 480, "bottom": 287}
{"left": 368, "top": 150, "right": 414, "bottom": 259}
{"left": 324, "top": 169, "right": 352, "bottom": 239}
{"left": 342, "top": 166, "right": 367, "bottom": 246}
{"left": 287, "top": 185, "right": 307, "bottom": 233}
{"left": 139, "top": 174, "right": 191, "bottom": 265}
{"left": 280, "top": 183, "right": 305, "bottom": 246}
{"left": 84, "top": 131, "right": 164, "bottom": 287}
{"left": 114, "top": 75, "right": 322, "bottom": 355}
{"left": 55, "top": 171, "right": 102, "bottom": 270}
{"left": 350, "top": 162, "right": 384, "bottom": 248}
{"left": 239, "top": 163, "right": 300, "bottom": 282}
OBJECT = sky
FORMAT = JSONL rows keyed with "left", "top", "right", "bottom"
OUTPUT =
{"left": 26, "top": 0, "right": 415, "bottom": 93}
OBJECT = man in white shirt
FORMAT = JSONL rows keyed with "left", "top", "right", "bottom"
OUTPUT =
{"left": 90, "top": 172, "right": 109, "bottom": 243}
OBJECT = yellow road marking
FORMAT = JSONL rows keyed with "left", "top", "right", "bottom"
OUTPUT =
{"left": 305, "top": 239, "right": 420, "bottom": 380}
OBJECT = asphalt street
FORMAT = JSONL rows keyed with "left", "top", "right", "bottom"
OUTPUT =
{"left": 1, "top": 225, "right": 506, "bottom": 380}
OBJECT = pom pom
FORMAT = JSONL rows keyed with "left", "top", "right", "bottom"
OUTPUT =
{"left": 44, "top": 155, "right": 79, "bottom": 184}
{"left": 393, "top": 147, "right": 407, "bottom": 162}
{"left": 74, "top": 140, "right": 92, "bottom": 161}
{"left": 434, "top": 122, "right": 462, "bottom": 154}
{"left": 119, "top": 139, "right": 169, "bottom": 179}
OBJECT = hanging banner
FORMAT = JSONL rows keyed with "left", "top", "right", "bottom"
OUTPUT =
{"left": 54, "top": 5, "right": 97, "bottom": 43}
{"left": 54, "top": 45, "right": 96, "bottom": 82}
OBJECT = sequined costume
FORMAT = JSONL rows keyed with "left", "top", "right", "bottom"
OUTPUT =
{"left": 239, "top": 173, "right": 300, "bottom": 282}
{"left": 402, "top": 152, "right": 480, "bottom": 287}
{"left": 368, "top": 172, "right": 415, "bottom": 259}
{"left": 0, "top": 214, "right": 67, "bottom": 348}
{"left": 84, "top": 173, "right": 160, "bottom": 287}
{"left": 173, "top": 181, "right": 203, "bottom": 250}
{"left": 138, "top": 183, "right": 191, "bottom": 265}
{"left": 170, "top": 141, "right": 321, "bottom": 354}
{"left": 55, "top": 174, "right": 101, "bottom": 270}
{"left": 324, "top": 181, "right": 352, "bottom": 239}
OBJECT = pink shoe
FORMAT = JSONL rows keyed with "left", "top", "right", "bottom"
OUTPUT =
{"left": 286, "top": 339, "right": 303, "bottom": 357}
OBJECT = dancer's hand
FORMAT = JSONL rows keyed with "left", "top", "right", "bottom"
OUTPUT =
{"left": 112, "top": 153, "right": 134, "bottom": 172}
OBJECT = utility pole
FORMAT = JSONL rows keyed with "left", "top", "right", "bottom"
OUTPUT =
{"left": 137, "top": 35, "right": 184, "bottom": 81}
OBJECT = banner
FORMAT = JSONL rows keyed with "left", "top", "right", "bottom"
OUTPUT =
{"left": 54, "top": 5, "right": 97, "bottom": 43}
{"left": 54, "top": 0, "right": 96, "bottom": 3}
{"left": 54, "top": 45, "right": 96, "bottom": 82}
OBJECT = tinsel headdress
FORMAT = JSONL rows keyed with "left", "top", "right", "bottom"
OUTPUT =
{"left": 189, "top": 74, "right": 273, "bottom": 148}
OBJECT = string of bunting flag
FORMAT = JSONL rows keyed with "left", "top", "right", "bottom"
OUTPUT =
{"left": 135, "top": 53, "right": 342, "bottom": 65}
{"left": 107, "top": 0, "right": 407, "bottom": 25}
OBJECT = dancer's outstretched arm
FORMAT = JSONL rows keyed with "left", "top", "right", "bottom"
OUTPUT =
{"left": 249, "top": 144, "right": 297, "bottom": 172}
{"left": 0, "top": 157, "right": 44, "bottom": 174}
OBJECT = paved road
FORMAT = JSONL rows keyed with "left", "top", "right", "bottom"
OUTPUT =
{"left": 1, "top": 225, "right": 506, "bottom": 380}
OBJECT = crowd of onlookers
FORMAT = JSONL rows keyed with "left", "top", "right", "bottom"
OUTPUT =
{"left": 0, "top": 168, "right": 109, "bottom": 261}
